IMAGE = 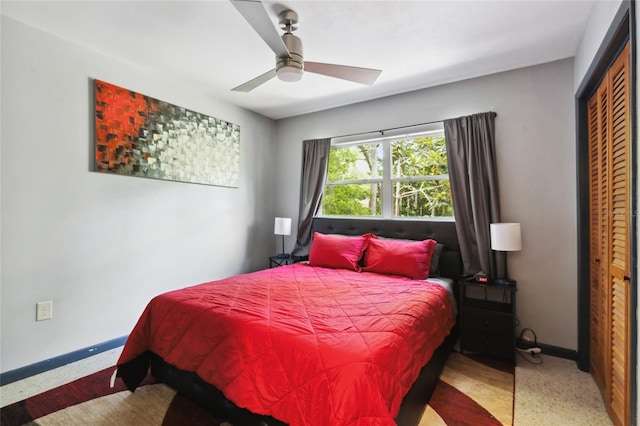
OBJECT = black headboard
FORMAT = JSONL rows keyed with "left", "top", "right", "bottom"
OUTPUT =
{"left": 311, "top": 217, "right": 462, "bottom": 280}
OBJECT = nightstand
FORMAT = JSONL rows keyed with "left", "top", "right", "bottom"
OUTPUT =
{"left": 458, "top": 280, "right": 516, "bottom": 363}
{"left": 269, "top": 255, "right": 294, "bottom": 268}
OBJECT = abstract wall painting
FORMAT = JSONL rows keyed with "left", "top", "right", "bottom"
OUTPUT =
{"left": 94, "top": 80, "right": 240, "bottom": 187}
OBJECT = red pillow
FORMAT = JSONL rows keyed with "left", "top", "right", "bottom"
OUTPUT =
{"left": 308, "top": 233, "right": 370, "bottom": 271}
{"left": 362, "top": 237, "right": 437, "bottom": 279}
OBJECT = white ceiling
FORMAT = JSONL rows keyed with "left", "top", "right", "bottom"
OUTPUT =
{"left": 1, "top": 0, "right": 596, "bottom": 120}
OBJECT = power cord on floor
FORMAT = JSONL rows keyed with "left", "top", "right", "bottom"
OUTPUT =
{"left": 516, "top": 328, "right": 543, "bottom": 365}
{"left": 517, "top": 347, "right": 543, "bottom": 365}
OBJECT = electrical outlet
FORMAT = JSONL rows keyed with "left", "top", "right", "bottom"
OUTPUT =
{"left": 36, "top": 300, "right": 53, "bottom": 321}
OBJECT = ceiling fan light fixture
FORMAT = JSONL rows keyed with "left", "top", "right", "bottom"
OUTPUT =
{"left": 230, "top": 3, "right": 382, "bottom": 92}
{"left": 276, "top": 31, "right": 304, "bottom": 82}
{"left": 277, "top": 65, "right": 303, "bottom": 82}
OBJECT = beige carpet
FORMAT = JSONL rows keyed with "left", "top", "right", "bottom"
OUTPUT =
{"left": 418, "top": 352, "right": 514, "bottom": 425}
{"left": 2, "top": 351, "right": 514, "bottom": 426}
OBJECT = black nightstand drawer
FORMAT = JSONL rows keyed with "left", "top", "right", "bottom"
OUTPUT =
{"left": 463, "top": 307, "right": 512, "bottom": 334}
{"left": 458, "top": 281, "right": 517, "bottom": 363}
{"left": 462, "top": 307, "right": 513, "bottom": 359}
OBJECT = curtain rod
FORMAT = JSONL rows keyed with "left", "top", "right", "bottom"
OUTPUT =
{"left": 329, "top": 112, "right": 498, "bottom": 140}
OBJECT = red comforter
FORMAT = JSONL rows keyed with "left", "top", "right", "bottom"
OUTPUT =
{"left": 117, "top": 263, "right": 455, "bottom": 425}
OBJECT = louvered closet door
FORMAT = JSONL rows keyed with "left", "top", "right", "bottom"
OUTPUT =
{"left": 606, "top": 43, "right": 630, "bottom": 426}
{"left": 588, "top": 82, "right": 608, "bottom": 392}
{"left": 588, "top": 42, "right": 630, "bottom": 426}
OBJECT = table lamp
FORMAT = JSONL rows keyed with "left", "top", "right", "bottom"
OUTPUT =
{"left": 274, "top": 217, "right": 292, "bottom": 258}
{"left": 490, "top": 222, "right": 521, "bottom": 286}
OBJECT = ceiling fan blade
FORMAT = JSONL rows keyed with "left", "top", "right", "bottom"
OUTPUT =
{"left": 232, "top": 68, "right": 277, "bottom": 92}
{"left": 305, "top": 62, "right": 382, "bottom": 86}
{"left": 230, "top": 0, "right": 290, "bottom": 58}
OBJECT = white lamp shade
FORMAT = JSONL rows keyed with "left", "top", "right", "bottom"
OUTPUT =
{"left": 490, "top": 223, "right": 522, "bottom": 251}
{"left": 274, "top": 217, "right": 292, "bottom": 236}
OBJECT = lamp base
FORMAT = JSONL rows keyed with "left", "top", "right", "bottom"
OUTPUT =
{"left": 276, "top": 253, "right": 290, "bottom": 259}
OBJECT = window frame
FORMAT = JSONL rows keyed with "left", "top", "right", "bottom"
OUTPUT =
{"left": 321, "top": 124, "right": 453, "bottom": 220}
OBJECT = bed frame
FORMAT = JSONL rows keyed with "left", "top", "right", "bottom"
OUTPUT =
{"left": 149, "top": 218, "right": 462, "bottom": 426}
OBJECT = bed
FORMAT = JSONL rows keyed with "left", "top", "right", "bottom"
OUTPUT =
{"left": 116, "top": 217, "right": 462, "bottom": 426}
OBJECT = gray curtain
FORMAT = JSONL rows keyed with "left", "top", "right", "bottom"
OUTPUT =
{"left": 291, "top": 138, "right": 331, "bottom": 257}
{"left": 444, "top": 112, "right": 505, "bottom": 278}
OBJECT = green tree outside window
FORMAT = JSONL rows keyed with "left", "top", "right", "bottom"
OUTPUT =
{"left": 323, "top": 132, "right": 453, "bottom": 218}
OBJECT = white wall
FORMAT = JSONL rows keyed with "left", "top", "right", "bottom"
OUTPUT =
{"left": 0, "top": 16, "right": 277, "bottom": 373}
{"left": 574, "top": 0, "right": 623, "bottom": 91}
{"left": 275, "top": 59, "right": 577, "bottom": 349}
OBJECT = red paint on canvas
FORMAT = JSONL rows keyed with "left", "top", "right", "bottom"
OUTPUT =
{"left": 94, "top": 80, "right": 157, "bottom": 170}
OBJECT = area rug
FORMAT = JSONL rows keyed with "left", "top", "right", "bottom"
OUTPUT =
{"left": 1, "top": 351, "right": 513, "bottom": 426}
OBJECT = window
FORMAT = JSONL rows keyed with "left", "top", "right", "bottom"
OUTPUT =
{"left": 322, "top": 124, "right": 454, "bottom": 219}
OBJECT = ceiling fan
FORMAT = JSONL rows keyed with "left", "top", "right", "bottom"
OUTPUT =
{"left": 230, "top": 0, "right": 382, "bottom": 92}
